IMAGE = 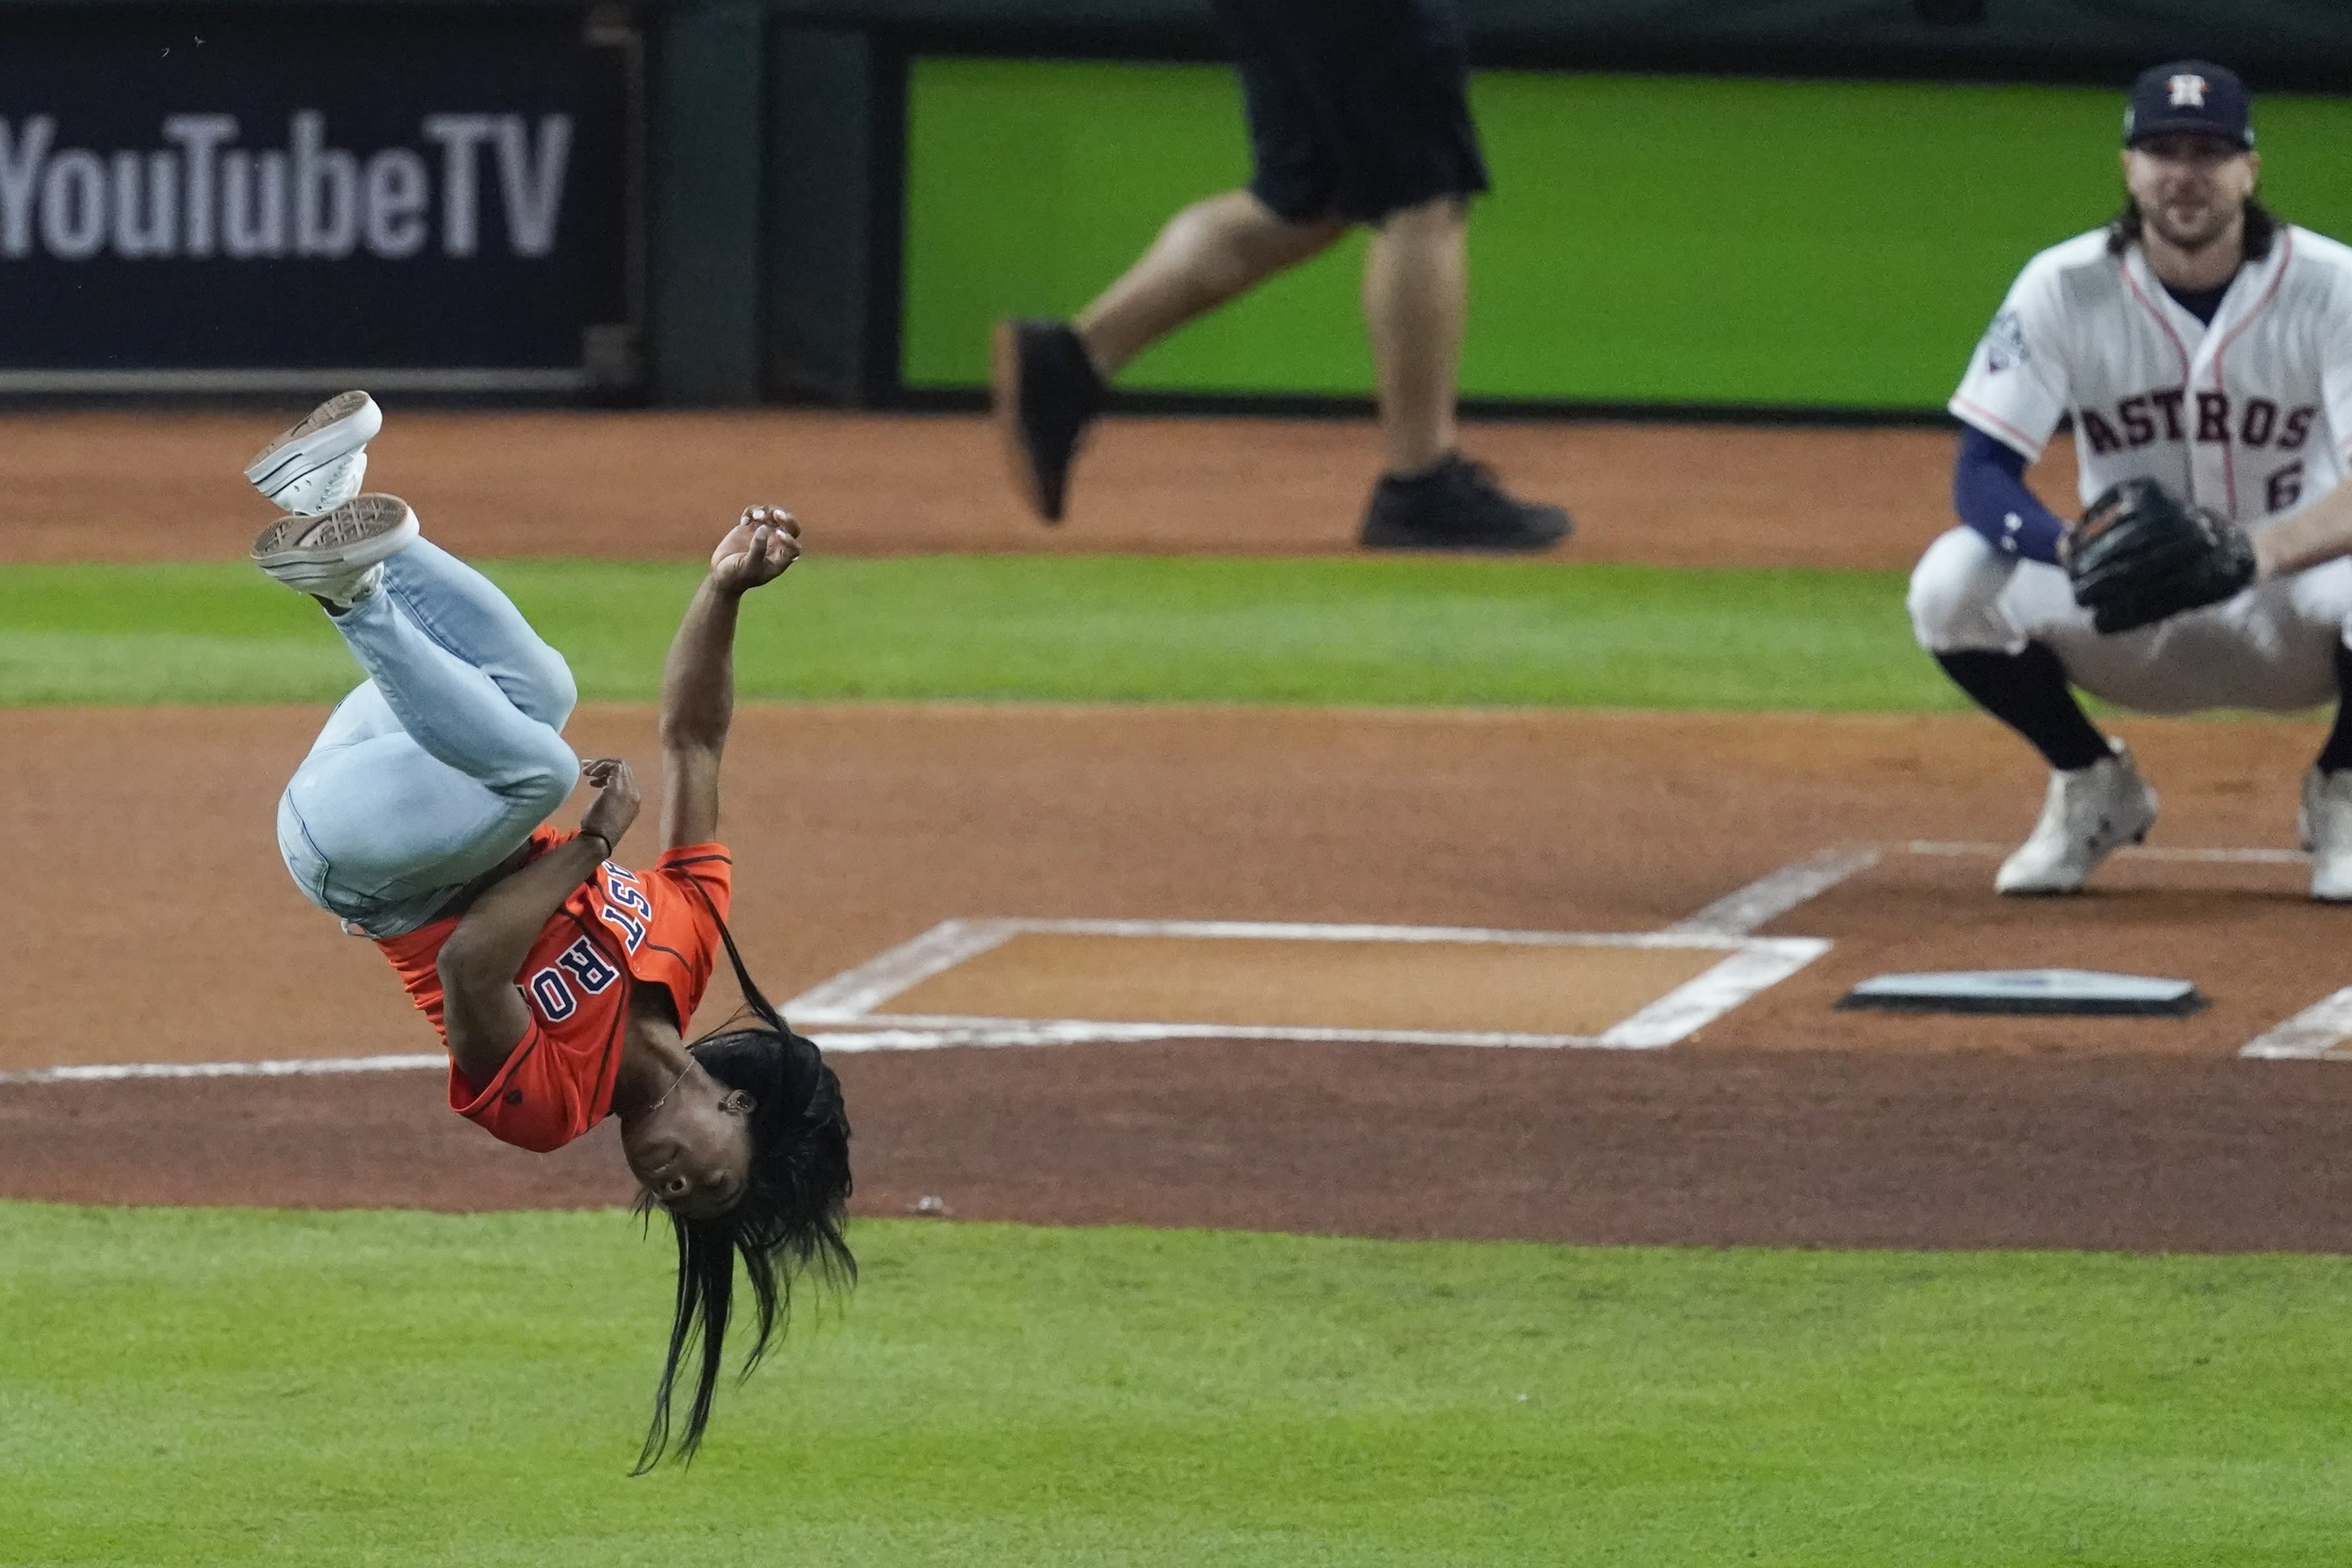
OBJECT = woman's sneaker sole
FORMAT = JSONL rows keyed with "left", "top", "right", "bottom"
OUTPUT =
{"left": 245, "top": 391, "right": 381, "bottom": 514}
{"left": 251, "top": 493, "right": 418, "bottom": 600}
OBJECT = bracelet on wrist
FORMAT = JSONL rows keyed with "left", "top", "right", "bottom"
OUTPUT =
{"left": 579, "top": 829, "right": 614, "bottom": 862}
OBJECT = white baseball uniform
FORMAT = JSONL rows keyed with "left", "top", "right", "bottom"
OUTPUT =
{"left": 1909, "top": 222, "right": 2352, "bottom": 712}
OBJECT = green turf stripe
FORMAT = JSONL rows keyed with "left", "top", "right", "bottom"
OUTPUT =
{"left": 0, "top": 556, "right": 1969, "bottom": 712}
{"left": 5, "top": 1205, "right": 2349, "bottom": 1564}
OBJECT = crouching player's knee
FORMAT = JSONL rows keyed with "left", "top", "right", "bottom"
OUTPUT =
{"left": 1908, "top": 527, "right": 2017, "bottom": 653}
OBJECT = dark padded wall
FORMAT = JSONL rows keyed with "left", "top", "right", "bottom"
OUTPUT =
{"left": 4, "top": 0, "right": 2338, "bottom": 402}
{"left": 756, "top": 0, "right": 2352, "bottom": 84}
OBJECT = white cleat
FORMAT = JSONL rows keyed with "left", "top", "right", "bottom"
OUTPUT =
{"left": 2299, "top": 767, "right": 2352, "bottom": 902}
{"left": 245, "top": 390, "right": 381, "bottom": 517}
{"left": 1995, "top": 740, "right": 2157, "bottom": 895}
{"left": 250, "top": 493, "right": 418, "bottom": 609}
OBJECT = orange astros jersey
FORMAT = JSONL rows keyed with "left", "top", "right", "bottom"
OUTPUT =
{"left": 376, "top": 828, "right": 734, "bottom": 1152}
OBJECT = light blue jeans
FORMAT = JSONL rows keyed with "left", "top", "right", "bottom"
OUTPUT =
{"left": 277, "top": 538, "right": 579, "bottom": 937}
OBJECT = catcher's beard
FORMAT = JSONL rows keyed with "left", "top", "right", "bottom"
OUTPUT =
{"left": 2145, "top": 200, "right": 2240, "bottom": 255}
{"left": 2130, "top": 182, "right": 2254, "bottom": 257}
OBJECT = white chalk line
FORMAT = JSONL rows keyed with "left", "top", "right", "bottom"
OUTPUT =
{"left": 1002, "top": 917, "right": 1753, "bottom": 945}
{"left": 784, "top": 918, "right": 1017, "bottom": 1017}
{"left": 787, "top": 915, "right": 1799, "bottom": 1027}
{"left": 829, "top": 1019, "right": 1623, "bottom": 1052}
{"left": 783, "top": 917, "right": 1831, "bottom": 1054}
{"left": 1666, "top": 847, "right": 1882, "bottom": 937}
{"left": 0, "top": 1025, "right": 1266, "bottom": 1084}
{"left": 0, "top": 1053, "right": 447, "bottom": 1087}
{"left": 2241, "top": 988, "right": 2352, "bottom": 1060}
{"left": 0, "top": 1013, "right": 1738, "bottom": 1084}
{"left": 26, "top": 833, "right": 2325, "bottom": 1085}
{"left": 807, "top": 933, "right": 1829, "bottom": 1054}
{"left": 1601, "top": 939, "right": 1832, "bottom": 1046}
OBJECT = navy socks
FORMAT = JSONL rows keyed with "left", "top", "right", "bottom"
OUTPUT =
{"left": 1940, "top": 640, "right": 2352, "bottom": 777}
{"left": 1935, "top": 644, "right": 2111, "bottom": 772}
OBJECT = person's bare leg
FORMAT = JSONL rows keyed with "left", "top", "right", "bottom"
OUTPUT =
{"left": 1362, "top": 195, "right": 1467, "bottom": 476}
{"left": 1075, "top": 190, "right": 1346, "bottom": 375}
{"left": 1356, "top": 197, "right": 1569, "bottom": 550}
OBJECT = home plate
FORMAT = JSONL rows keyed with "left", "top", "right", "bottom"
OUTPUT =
{"left": 1835, "top": 968, "right": 2207, "bottom": 1017}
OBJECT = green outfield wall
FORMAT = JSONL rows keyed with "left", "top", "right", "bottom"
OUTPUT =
{"left": 902, "top": 63, "right": 2352, "bottom": 412}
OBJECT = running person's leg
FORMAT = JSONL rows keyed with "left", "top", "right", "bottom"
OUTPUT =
{"left": 1071, "top": 195, "right": 1344, "bottom": 379}
{"left": 989, "top": 192, "right": 1340, "bottom": 524}
{"left": 1067, "top": 0, "right": 1354, "bottom": 374}
{"left": 992, "top": 0, "right": 1563, "bottom": 546}
{"left": 1336, "top": 0, "right": 1565, "bottom": 551}
{"left": 1362, "top": 195, "right": 1466, "bottom": 478}
{"left": 989, "top": 0, "right": 1361, "bottom": 524}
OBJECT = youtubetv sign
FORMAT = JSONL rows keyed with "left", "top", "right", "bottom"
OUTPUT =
{"left": 1, "top": 113, "right": 575, "bottom": 262}
{"left": 0, "top": 13, "right": 637, "bottom": 389}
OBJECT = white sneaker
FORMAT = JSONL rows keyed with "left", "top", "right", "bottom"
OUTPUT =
{"left": 1995, "top": 740, "right": 2157, "bottom": 895}
{"left": 2299, "top": 767, "right": 2352, "bottom": 902}
{"left": 250, "top": 493, "right": 418, "bottom": 608}
{"left": 245, "top": 391, "right": 381, "bottom": 516}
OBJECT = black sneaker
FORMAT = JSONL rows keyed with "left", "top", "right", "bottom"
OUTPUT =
{"left": 991, "top": 318, "right": 1109, "bottom": 524}
{"left": 1359, "top": 454, "right": 1573, "bottom": 552}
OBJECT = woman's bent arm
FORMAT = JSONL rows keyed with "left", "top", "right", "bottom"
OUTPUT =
{"left": 439, "top": 759, "right": 641, "bottom": 1087}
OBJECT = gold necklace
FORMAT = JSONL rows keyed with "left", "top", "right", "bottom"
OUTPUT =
{"left": 644, "top": 1062, "right": 691, "bottom": 1114}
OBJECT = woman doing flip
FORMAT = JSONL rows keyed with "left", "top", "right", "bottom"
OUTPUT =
{"left": 245, "top": 393, "right": 852, "bottom": 1469}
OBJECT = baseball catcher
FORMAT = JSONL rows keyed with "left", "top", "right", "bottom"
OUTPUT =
{"left": 1907, "top": 59, "right": 2352, "bottom": 900}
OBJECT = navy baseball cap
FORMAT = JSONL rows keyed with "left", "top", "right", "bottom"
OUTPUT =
{"left": 2124, "top": 61, "right": 2255, "bottom": 150}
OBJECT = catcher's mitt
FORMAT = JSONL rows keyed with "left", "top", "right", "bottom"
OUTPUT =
{"left": 2064, "top": 476, "right": 2257, "bottom": 635}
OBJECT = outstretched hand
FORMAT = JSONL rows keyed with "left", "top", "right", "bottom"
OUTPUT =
{"left": 579, "top": 756, "right": 642, "bottom": 854}
{"left": 710, "top": 506, "right": 802, "bottom": 594}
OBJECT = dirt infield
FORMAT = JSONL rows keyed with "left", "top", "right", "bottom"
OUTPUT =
{"left": 9, "top": 701, "right": 2352, "bottom": 1252}
{"left": 0, "top": 407, "right": 2073, "bottom": 570}
{"left": 11, "top": 406, "right": 2348, "bottom": 1256}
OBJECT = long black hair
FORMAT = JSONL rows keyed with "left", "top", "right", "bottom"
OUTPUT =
{"left": 633, "top": 904, "right": 854, "bottom": 1473}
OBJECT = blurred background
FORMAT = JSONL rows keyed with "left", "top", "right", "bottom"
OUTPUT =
{"left": 1, "top": 0, "right": 2343, "bottom": 414}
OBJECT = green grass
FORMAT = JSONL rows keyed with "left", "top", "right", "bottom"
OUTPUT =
{"left": 5, "top": 1205, "right": 2351, "bottom": 1566}
{"left": 0, "top": 556, "right": 1966, "bottom": 711}
{"left": 904, "top": 62, "right": 2352, "bottom": 408}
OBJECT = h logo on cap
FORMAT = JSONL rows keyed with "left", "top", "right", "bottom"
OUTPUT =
{"left": 2168, "top": 74, "right": 2209, "bottom": 109}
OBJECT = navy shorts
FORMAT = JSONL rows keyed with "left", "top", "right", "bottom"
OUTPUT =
{"left": 1212, "top": 0, "right": 1490, "bottom": 225}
